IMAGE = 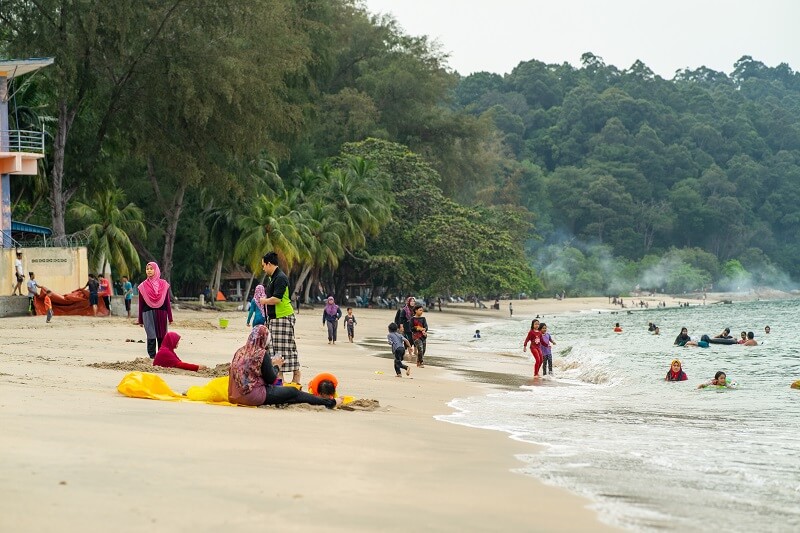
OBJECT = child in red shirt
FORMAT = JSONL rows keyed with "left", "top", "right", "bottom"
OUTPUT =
{"left": 153, "top": 331, "right": 208, "bottom": 371}
{"left": 44, "top": 290, "right": 53, "bottom": 323}
{"left": 523, "top": 318, "right": 543, "bottom": 377}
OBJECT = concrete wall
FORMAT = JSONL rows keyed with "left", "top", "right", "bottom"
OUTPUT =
{"left": 110, "top": 295, "right": 138, "bottom": 318}
{"left": 0, "top": 295, "right": 30, "bottom": 317}
{"left": 1, "top": 246, "right": 88, "bottom": 297}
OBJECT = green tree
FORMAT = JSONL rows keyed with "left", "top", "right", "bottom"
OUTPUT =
{"left": 70, "top": 188, "right": 145, "bottom": 277}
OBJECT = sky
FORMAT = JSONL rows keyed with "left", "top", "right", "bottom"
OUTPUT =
{"left": 361, "top": 0, "right": 799, "bottom": 78}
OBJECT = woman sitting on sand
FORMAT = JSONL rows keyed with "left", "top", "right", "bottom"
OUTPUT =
{"left": 153, "top": 331, "right": 208, "bottom": 371}
{"left": 228, "top": 325, "right": 341, "bottom": 408}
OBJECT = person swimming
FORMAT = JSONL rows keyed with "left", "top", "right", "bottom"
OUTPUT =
{"left": 698, "top": 371, "right": 735, "bottom": 389}
{"left": 665, "top": 359, "right": 688, "bottom": 381}
{"left": 673, "top": 327, "right": 691, "bottom": 346}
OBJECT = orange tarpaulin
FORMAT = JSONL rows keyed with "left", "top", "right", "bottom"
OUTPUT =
{"left": 32, "top": 286, "right": 110, "bottom": 317}
{"left": 216, "top": 290, "right": 226, "bottom": 301}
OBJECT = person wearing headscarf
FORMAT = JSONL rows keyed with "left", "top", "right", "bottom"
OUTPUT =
{"left": 153, "top": 332, "right": 208, "bottom": 371}
{"left": 247, "top": 284, "right": 267, "bottom": 328}
{"left": 321, "top": 296, "right": 342, "bottom": 344}
{"left": 665, "top": 359, "right": 688, "bottom": 381}
{"left": 137, "top": 262, "right": 173, "bottom": 358}
{"left": 393, "top": 296, "right": 416, "bottom": 354}
{"left": 228, "top": 325, "right": 340, "bottom": 408}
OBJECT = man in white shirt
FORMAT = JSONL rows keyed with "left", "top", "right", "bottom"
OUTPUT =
{"left": 27, "top": 272, "right": 40, "bottom": 315}
{"left": 13, "top": 252, "right": 24, "bottom": 295}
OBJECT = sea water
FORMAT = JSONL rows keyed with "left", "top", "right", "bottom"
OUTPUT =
{"left": 435, "top": 299, "right": 800, "bottom": 532}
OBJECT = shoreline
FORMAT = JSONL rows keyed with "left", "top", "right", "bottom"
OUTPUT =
{"left": 2, "top": 292, "right": 792, "bottom": 531}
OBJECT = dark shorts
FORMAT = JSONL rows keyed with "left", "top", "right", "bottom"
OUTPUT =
{"left": 15, "top": 273, "right": 23, "bottom": 283}
{"left": 89, "top": 294, "right": 99, "bottom": 306}
{"left": 125, "top": 299, "right": 132, "bottom": 311}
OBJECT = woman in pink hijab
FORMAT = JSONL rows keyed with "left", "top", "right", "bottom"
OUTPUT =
{"left": 137, "top": 262, "right": 173, "bottom": 358}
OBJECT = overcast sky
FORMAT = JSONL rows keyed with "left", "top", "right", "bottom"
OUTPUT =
{"left": 362, "top": 0, "right": 799, "bottom": 78}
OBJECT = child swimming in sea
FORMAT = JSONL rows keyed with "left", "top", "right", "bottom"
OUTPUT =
{"left": 698, "top": 371, "right": 735, "bottom": 389}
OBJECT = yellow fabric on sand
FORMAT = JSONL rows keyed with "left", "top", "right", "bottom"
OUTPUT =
{"left": 116, "top": 372, "right": 236, "bottom": 406}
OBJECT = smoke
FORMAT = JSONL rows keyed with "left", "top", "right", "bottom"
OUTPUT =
{"left": 532, "top": 233, "right": 798, "bottom": 295}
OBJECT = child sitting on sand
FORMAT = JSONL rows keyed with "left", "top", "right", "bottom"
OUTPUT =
{"left": 388, "top": 322, "right": 412, "bottom": 377}
{"left": 153, "top": 331, "right": 208, "bottom": 371}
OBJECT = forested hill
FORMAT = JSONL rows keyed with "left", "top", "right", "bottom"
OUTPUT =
{"left": 455, "top": 54, "right": 800, "bottom": 292}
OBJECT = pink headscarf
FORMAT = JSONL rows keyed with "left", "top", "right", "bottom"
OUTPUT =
{"left": 253, "top": 284, "right": 267, "bottom": 318}
{"left": 403, "top": 296, "right": 415, "bottom": 321}
{"left": 138, "top": 262, "right": 170, "bottom": 308}
{"left": 230, "top": 325, "right": 271, "bottom": 395}
{"left": 324, "top": 296, "right": 339, "bottom": 317}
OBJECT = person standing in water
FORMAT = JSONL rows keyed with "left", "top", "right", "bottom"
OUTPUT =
{"left": 523, "top": 318, "right": 543, "bottom": 377}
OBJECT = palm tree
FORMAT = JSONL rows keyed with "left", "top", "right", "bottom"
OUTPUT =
{"left": 202, "top": 198, "right": 242, "bottom": 306}
{"left": 295, "top": 198, "right": 346, "bottom": 303}
{"left": 70, "top": 188, "right": 146, "bottom": 276}
{"left": 234, "top": 193, "right": 301, "bottom": 274}
{"left": 321, "top": 158, "right": 391, "bottom": 251}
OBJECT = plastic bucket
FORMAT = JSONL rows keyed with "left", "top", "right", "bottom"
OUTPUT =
{"left": 219, "top": 318, "right": 229, "bottom": 329}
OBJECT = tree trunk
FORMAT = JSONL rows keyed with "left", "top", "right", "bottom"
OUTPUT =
{"left": 50, "top": 99, "right": 79, "bottom": 245}
{"left": 212, "top": 254, "right": 224, "bottom": 303}
{"left": 294, "top": 264, "right": 312, "bottom": 302}
{"left": 242, "top": 273, "right": 255, "bottom": 312}
{"left": 160, "top": 183, "right": 186, "bottom": 284}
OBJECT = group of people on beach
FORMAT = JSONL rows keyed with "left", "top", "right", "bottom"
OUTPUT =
{"left": 388, "top": 296, "right": 429, "bottom": 377}
{"left": 147, "top": 252, "right": 342, "bottom": 409}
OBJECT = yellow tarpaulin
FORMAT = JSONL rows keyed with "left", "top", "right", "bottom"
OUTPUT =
{"left": 117, "top": 372, "right": 237, "bottom": 406}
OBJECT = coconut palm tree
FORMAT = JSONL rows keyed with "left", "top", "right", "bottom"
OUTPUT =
{"left": 321, "top": 158, "right": 391, "bottom": 252}
{"left": 234, "top": 192, "right": 301, "bottom": 274}
{"left": 70, "top": 188, "right": 146, "bottom": 277}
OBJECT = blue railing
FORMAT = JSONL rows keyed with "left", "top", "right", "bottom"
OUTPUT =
{"left": 0, "top": 130, "right": 46, "bottom": 154}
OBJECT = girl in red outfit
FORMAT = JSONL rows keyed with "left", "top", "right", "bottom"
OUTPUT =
{"left": 523, "top": 318, "right": 543, "bottom": 377}
{"left": 665, "top": 359, "right": 688, "bottom": 381}
{"left": 153, "top": 331, "right": 208, "bottom": 371}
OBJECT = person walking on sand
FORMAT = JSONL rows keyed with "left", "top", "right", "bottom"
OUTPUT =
{"left": 98, "top": 274, "right": 112, "bottom": 315}
{"left": 509, "top": 301, "right": 513, "bottom": 317}
{"left": 137, "top": 262, "right": 173, "bottom": 359}
{"left": 411, "top": 304, "right": 429, "bottom": 367}
{"left": 83, "top": 274, "right": 100, "bottom": 317}
{"left": 258, "top": 252, "right": 301, "bottom": 386}
{"left": 12, "top": 251, "right": 24, "bottom": 295}
{"left": 27, "top": 272, "right": 39, "bottom": 315}
{"left": 523, "top": 318, "right": 543, "bottom": 377}
{"left": 387, "top": 322, "right": 412, "bottom": 377}
{"left": 228, "top": 325, "right": 341, "bottom": 408}
{"left": 394, "top": 296, "right": 416, "bottom": 358}
{"left": 44, "top": 290, "right": 53, "bottom": 323}
{"left": 247, "top": 284, "right": 267, "bottom": 328}
{"left": 344, "top": 307, "right": 357, "bottom": 342}
{"left": 122, "top": 276, "right": 134, "bottom": 319}
{"left": 322, "top": 296, "right": 342, "bottom": 344}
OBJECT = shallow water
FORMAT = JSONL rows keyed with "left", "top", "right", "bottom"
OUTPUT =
{"left": 435, "top": 299, "right": 800, "bottom": 532}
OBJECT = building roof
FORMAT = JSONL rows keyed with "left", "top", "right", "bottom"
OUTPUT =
{"left": 0, "top": 58, "right": 54, "bottom": 79}
{"left": 11, "top": 220, "right": 52, "bottom": 236}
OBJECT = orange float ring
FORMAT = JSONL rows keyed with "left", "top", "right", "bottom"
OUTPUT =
{"left": 308, "top": 372, "right": 338, "bottom": 396}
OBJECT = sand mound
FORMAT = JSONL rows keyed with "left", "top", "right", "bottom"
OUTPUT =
{"left": 170, "top": 319, "right": 219, "bottom": 330}
{"left": 87, "top": 357, "right": 229, "bottom": 377}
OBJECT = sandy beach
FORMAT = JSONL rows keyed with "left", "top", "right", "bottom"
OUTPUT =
{"left": 0, "top": 294, "right": 702, "bottom": 532}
